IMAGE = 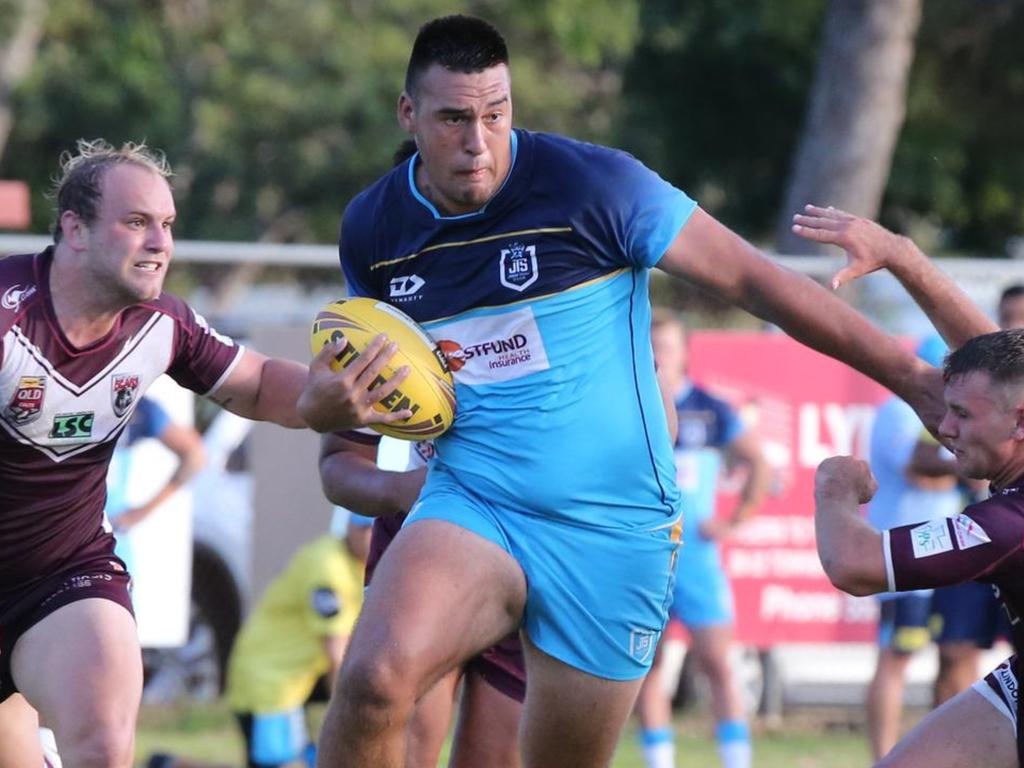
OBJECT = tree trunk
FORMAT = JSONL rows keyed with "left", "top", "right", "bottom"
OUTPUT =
{"left": 0, "top": 0, "right": 46, "bottom": 166}
{"left": 775, "top": 0, "right": 922, "bottom": 254}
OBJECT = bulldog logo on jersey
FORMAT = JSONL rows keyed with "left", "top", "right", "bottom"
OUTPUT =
{"left": 111, "top": 374, "right": 141, "bottom": 417}
{"left": 4, "top": 375, "right": 46, "bottom": 425}
{"left": 499, "top": 242, "right": 538, "bottom": 292}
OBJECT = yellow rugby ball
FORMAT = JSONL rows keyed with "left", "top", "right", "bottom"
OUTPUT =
{"left": 310, "top": 298, "right": 456, "bottom": 440}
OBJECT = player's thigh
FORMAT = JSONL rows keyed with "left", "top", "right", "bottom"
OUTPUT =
{"left": 406, "top": 668, "right": 460, "bottom": 768}
{"left": 450, "top": 666, "right": 523, "bottom": 768}
{"left": 878, "top": 686, "right": 1016, "bottom": 768}
{"left": 10, "top": 597, "right": 142, "bottom": 737}
{"left": 0, "top": 693, "right": 43, "bottom": 768}
{"left": 520, "top": 635, "right": 643, "bottom": 768}
{"left": 343, "top": 517, "right": 526, "bottom": 697}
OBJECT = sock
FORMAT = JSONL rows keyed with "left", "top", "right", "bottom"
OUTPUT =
{"left": 640, "top": 726, "right": 675, "bottom": 768}
{"left": 716, "top": 719, "right": 751, "bottom": 768}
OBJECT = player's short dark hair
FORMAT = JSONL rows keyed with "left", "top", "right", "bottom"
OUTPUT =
{"left": 944, "top": 329, "right": 1024, "bottom": 386}
{"left": 392, "top": 138, "right": 418, "bottom": 167}
{"left": 51, "top": 138, "right": 171, "bottom": 243}
{"left": 1000, "top": 284, "right": 1024, "bottom": 304}
{"left": 405, "top": 15, "right": 509, "bottom": 98}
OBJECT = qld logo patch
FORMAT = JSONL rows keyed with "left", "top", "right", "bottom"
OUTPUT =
{"left": 4, "top": 375, "right": 46, "bottom": 425}
{"left": 111, "top": 374, "right": 140, "bottom": 417}
{"left": 499, "top": 242, "right": 538, "bottom": 292}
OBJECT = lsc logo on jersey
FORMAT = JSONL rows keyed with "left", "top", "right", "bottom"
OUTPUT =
{"left": 499, "top": 242, "right": 538, "bottom": 292}
{"left": 49, "top": 411, "right": 94, "bottom": 440}
{"left": 4, "top": 375, "right": 46, "bottom": 425}
{"left": 111, "top": 373, "right": 141, "bottom": 417}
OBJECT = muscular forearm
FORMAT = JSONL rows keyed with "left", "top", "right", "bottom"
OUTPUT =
{"left": 814, "top": 495, "right": 886, "bottom": 596}
{"left": 250, "top": 358, "right": 308, "bottom": 428}
{"left": 885, "top": 239, "right": 998, "bottom": 347}
{"left": 736, "top": 258, "right": 924, "bottom": 402}
{"left": 320, "top": 450, "right": 422, "bottom": 517}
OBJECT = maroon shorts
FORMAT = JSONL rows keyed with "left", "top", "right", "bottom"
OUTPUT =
{"left": 974, "top": 654, "right": 1024, "bottom": 765}
{"left": 367, "top": 514, "right": 526, "bottom": 704}
{"left": 0, "top": 551, "right": 133, "bottom": 703}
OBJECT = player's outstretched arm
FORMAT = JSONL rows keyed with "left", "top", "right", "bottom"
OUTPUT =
{"left": 813, "top": 456, "right": 886, "bottom": 596}
{"left": 657, "top": 208, "right": 944, "bottom": 430}
{"left": 208, "top": 337, "right": 412, "bottom": 431}
{"left": 791, "top": 204, "right": 998, "bottom": 347}
{"left": 319, "top": 432, "right": 425, "bottom": 517}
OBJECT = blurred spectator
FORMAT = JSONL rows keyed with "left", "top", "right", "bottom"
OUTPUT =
{"left": 634, "top": 310, "right": 770, "bottom": 768}
{"left": 104, "top": 396, "right": 205, "bottom": 574}
{"left": 148, "top": 509, "right": 372, "bottom": 768}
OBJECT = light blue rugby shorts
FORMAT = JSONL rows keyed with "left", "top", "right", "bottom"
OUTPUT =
{"left": 406, "top": 470, "right": 681, "bottom": 680}
{"left": 671, "top": 541, "right": 735, "bottom": 628}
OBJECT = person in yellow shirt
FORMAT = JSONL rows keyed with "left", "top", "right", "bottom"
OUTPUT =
{"left": 148, "top": 508, "right": 371, "bottom": 768}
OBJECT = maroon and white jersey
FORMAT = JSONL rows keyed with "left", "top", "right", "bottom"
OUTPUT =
{"left": 883, "top": 480, "right": 1024, "bottom": 654}
{"left": 0, "top": 250, "right": 244, "bottom": 597}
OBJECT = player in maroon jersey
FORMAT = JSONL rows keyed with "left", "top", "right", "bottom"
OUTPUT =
{"left": 0, "top": 139, "right": 408, "bottom": 768}
{"left": 815, "top": 331, "right": 1024, "bottom": 767}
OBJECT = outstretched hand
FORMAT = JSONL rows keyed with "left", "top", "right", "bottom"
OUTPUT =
{"left": 298, "top": 334, "right": 412, "bottom": 433}
{"left": 791, "top": 204, "right": 911, "bottom": 290}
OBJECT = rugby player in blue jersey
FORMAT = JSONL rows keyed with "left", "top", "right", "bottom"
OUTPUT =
{"left": 318, "top": 17, "right": 981, "bottom": 767}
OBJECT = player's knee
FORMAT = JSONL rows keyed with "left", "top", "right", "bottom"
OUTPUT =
{"left": 60, "top": 720, "right": 134, "bottom": 768}
{"left": 339, "top": 650, "right": 418, "bottom": 725}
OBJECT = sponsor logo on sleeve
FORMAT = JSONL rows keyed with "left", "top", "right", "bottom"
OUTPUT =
{"left": 1, "top": 283, "right": 37, "bottom": 311}
{"left": 433, "top": 307, "right": 549, "bottom": 385}
{"left": 951, "top": 514, "right": 991, "bottom": 551}
{"left": 4, "top": 375, "right": 46, "bottom": 425}
{"left": 111, "top": 374, "right": 141, "bottom": 417}
{"left": 311, "top": 587, "right": 341, "bottom": 618}
{"left": 909, "top": 518, "right": 953, "bottom": 558}
{"left": 49, "top": 411, "right": 94, "bottom": 440}
{"left": 499, "top": 242, "right": 538, "bottom": 292}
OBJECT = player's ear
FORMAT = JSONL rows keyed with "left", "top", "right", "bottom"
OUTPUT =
{"left": 61, "top": 210, "right": 88, "bottom": 251}
{"left": 397, "top": 92, "right": 416, "bottom": 133}
{"left": 1014, "top": 405, "right": 1024, "bottom": 441}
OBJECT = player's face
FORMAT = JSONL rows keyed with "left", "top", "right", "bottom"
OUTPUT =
{"left": 939, "top": 371, "right": 1024, "bottom": 484}
{"left": 83, "top": 165, "right": 176, "bottom": 305}
{"left": 399, "top": 63, "right": 513, "bottom": 216}
{"left": 651, "top": 323, "right": 687, "bottom": 390}
{"left": 77, "top": 164, "right": 176, "bottom": 306}
{"left": 999, "top": 296, "right": 1024, "bottom": 330}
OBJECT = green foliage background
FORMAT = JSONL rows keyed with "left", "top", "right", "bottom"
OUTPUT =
{"left": 3, "top": 0, "right": 1024, "bottom": 253}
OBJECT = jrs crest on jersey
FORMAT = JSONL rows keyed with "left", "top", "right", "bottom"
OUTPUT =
{"left": 111, "top": 373, "right": 140, "bottom": 417}
{"left": 499, "top": 242, "right": 538, "bottom": 292}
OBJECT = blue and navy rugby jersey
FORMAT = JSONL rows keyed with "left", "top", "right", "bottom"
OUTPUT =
{"left": 340, "top": 129, "right": 696, "bottom": 529}
{"left": 672, "top": 383, "right": 743, "bottom": 539}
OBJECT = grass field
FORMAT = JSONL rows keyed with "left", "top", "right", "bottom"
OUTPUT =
{"left": 135, "top": 701, "right": 883, "bottom": 767}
